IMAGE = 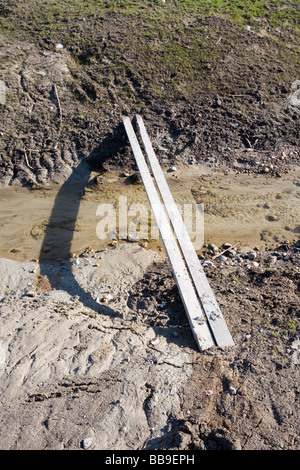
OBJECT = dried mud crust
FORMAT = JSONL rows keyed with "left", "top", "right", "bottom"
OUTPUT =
{"left": 0, "top": 243, "right": 299, "bottom": 450}
{"left": 0, "top": 13, "right": 299, "bottom": 187}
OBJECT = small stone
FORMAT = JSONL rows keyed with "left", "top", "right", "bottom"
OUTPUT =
{"left": 252, "top": 261, "right": 259, "bottom": 267}
{"left": 101, "top": 293, "right": 113, "bottom": 305}
{"left": 202, "top": 260, "right": 215, "bottom": 267}
{"left": 55, "top": 43, "right": 64, "bottom": 50}
{"left": 26, "top": 291, "right": 36, "bottom": 297}
{"left": 81, "top": 437, "right": 93, "bottom": 449}
{"left": 151, "top": 338, "right": 160, "bottom": 345}
{"left": 222, "top": 243, "right": 232, "bottom": 249}
{"left": 248, "top": 251, "right": 257, "bottom": 260}
{"left": 170, "top": 387, "right": 176, "bottom": 395}
{"left": 205, "top": 390, "right": 213, "bottom": 396}
{"left": 229, "top": 386, "right": 237, "bottom": 395}
{"left": 208, "top": 243, "right": 218, "bottom": 252}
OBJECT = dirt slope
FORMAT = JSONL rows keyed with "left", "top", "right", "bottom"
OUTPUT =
{"left": 0, "top": 1, "right": 299, "bottom": 186}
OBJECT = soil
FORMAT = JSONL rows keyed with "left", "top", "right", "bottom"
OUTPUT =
{"left": 0, "top": 0, "right": 299, "bottom": 452}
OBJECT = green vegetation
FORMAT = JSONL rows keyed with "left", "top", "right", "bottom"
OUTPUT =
{"left": 1, "top": 1, "right": 299, "bottom": 37}
{"left": 0, "top": 1, "right": 299, "bottom": 104}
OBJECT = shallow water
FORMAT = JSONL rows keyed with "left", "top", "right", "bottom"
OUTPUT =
{"left": 0, "top": 165, "right": 299, "bottom": 261}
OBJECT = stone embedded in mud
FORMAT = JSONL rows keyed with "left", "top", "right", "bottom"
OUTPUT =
{"left": 202, "top": 260, "right": 215, "bottom": 267}
{"left": 208, "top": 243, "right": 218, "bottom": 252}
{"left": 222, "top": 243, "right": 232, "bottom": 249}
{"left": 151, "top": 338, "right": 160, "bottom": 346}
{"left": 248, "top": 251, "right": 257, "bottom": 260}
{"left": 81, "top": 437, "right": 92, "bottom": 449}
{"left": 26, "top": 291, "right": 36, "bottom": 297}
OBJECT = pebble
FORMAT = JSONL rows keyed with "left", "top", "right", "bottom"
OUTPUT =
{"left": 208, "top": 243, "right": 218, "bottom": 252}
{"left": 205, "top": 390, "right": 213, "bottom": 396}
{"left": 55, "top": 43, "right": 64, "bottom": 50}
{"left": 151, "top": 338, "right": 160, "bottom": 345}
{"left": 222, "top": 243, "right": 232, "bottom": 249}
{"left": 202, "top": 260, "right": 215, "bottom": 267}
{"left": 170, "top": 387, "right": 176, "bottom": 395}
{"left": 81, "top": 437, "right": 93, "bottom": 449}
{"left": 247, "top": 251, "right": 257, "bottom": 260}
{"left": 101, "top": 293, "right": 113, "bottom": 305}
{"left": 229, "top": 386, "right": 237, "bottom": 395}
{"left": 26, "top": 291, "right": 36, "bottom": 297}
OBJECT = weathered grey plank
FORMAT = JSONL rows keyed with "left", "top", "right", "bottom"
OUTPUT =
{"left": 122, "top": 115, "right": 216, "bottom": 351}
{"left": 135, "top": 114, "right": 234, "bottom": 347}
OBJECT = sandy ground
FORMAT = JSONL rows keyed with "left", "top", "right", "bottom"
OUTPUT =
{"left": 0, "top": 236, "right": 299, "bottom": 450}
{"left": 0, "top": 244, "right": 195, "bottom": 450}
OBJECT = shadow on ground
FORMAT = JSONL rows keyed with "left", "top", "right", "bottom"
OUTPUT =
{"left": 39, "top": 125, "right": 126, "bottom": 317}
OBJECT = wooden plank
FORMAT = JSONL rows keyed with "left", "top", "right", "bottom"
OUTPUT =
{"left": 135, "top": 114, "right": 234, "bottom": 347}
{"left": 122, "top": 115, "right": 216, "bottom": 351}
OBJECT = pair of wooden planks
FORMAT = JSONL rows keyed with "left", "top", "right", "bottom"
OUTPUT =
{"left": 122, "top": 115, "right": 234, "bottom": 351}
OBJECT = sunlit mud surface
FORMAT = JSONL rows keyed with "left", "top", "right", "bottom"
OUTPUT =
{"left": 0, "top": 165, "right": 299, "bottom": 261}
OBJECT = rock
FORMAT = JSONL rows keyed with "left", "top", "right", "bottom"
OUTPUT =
{"left": 81, "top": 437, "right": 93, "bottom": 449}
{"left": 100, "top": 293, "right": 113, "bottom": 305}
{"left": 151, "top": 338, "right": 160, "bottom": 345}
{"left": 248, "top": 251, "right": 257, "bottom": 260}
{"left": 229, "top": 386, "right": 237, "bottom": 395}
{"left": 202, "top": 260, "right": 215, "bottom": 267}
{"left": 222, "top": 243, "right": 232, "bottom": 249}
{"left": 26, "top": 291, "right": 36, "bottom": 297}
{"left": 208, "top": 243, "right": 218, "bottom": 252}
{"left": 291, "top": 350, "right": 300, "bottom": 365}
{"left": 268, "top": 255, "right": 277, "bottom": 265}
{"left": 0, "top": 340, "right": 7, "bottom": 365}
